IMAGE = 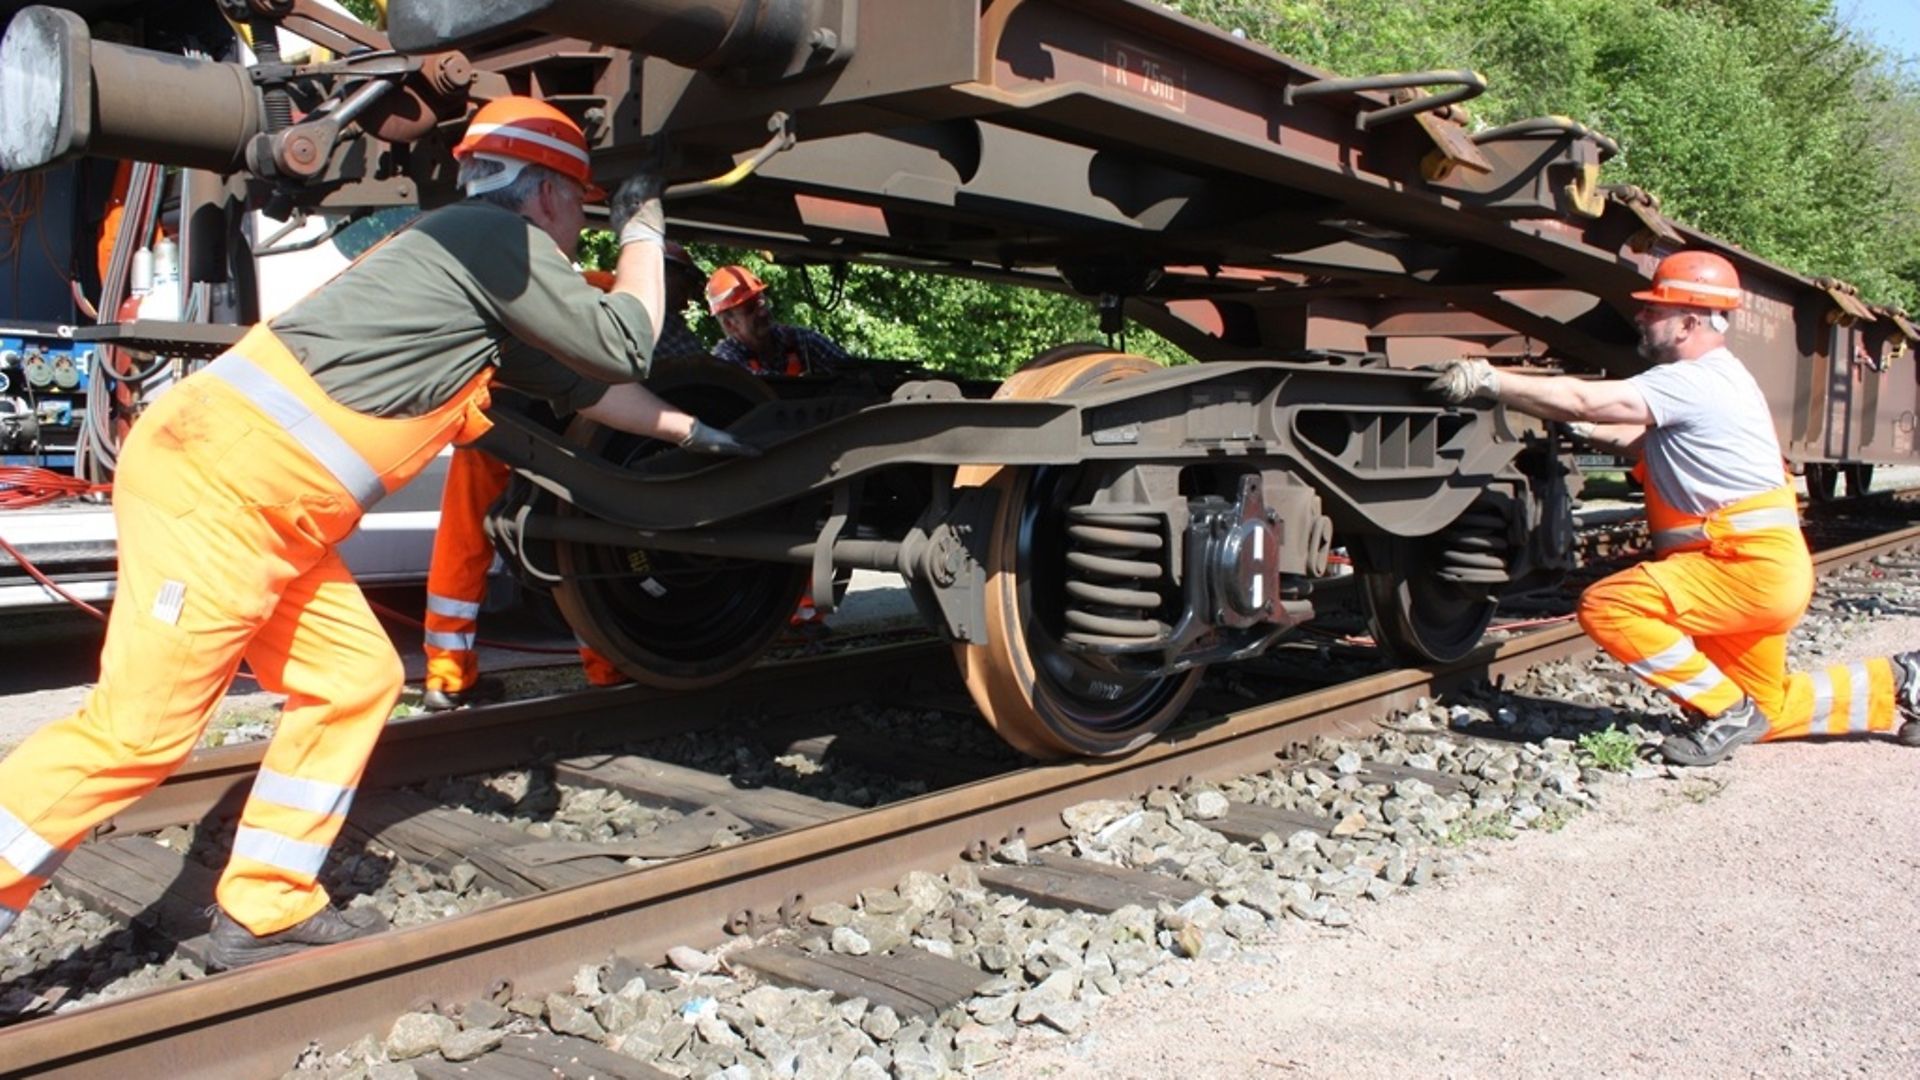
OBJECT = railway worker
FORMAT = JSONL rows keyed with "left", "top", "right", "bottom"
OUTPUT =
{"left": 0, "top": 96, "right": 757, "bottom": 968}
{"left": 705, "top": 264, "right": 850, "bottom": 377}
{"left": 420, "top": 242, "right": 716, "bottom": 710}
{"left": 1429, "top": 250, "right": 1920, "bottom": 766}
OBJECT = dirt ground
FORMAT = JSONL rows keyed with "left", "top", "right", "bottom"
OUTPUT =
{"left": 989, "top": 617, "right": 1920, "bottom": 1079}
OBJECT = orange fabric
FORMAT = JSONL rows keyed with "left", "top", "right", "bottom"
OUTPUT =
{"left": 95, "top": 161, "right": 134, "bottom": 283}
{"left": 1578, "top": 478, "right": 1899, "bottom": 738}
{"left": 0, "top": 326, "right": 494, "bottom": 936}
{"left": 425, "top": 450, "right": 630, "bottom": 690}
{"left": 424, "top": 448, "right": 628, "bottom": 689}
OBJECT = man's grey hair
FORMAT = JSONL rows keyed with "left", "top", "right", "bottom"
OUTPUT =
{"left": 457, "top": 157, "right": 568, "bottom": 211}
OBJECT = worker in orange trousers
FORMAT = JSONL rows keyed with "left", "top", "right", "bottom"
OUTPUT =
{"left": 421, "top": 245, "right": 715, "bottom": 709}
{"left": 1431, "top": 250, "right": 1920, "bottom": 765}
{"left": 0, "top": 98, "right": 757, "bottom": 966}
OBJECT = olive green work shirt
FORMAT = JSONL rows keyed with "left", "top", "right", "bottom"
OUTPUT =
{"left": 268, "top": 201, "right": 655, "bottom": 418}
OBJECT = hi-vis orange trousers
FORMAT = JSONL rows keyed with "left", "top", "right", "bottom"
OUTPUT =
{"left": 0, "top": 327, "right": 491, "bottom": 937}
{"left": 423, "top": 446, "right": 626, "bottom": 691}
{"left": 1577, "top": 481, "right": 1901, "bottom": 739}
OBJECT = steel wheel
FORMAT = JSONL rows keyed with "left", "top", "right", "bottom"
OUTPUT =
{"left": 553, "top": 360, "right": 807, "bottom": 689}
{"left": 1356, "top": 537, "right": 1497, "bottom": 664}
{"left": 954, "top": 348, "right": 1201, "bottom": 759}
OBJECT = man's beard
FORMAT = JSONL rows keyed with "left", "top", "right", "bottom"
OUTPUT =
{"left": 1637, "top": 336, "right": 1678, "bottom": 363}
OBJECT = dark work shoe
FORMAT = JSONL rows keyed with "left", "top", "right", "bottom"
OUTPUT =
{"left": 1894, "top": 652, "right": 1920, "bottom": 747}
{"left": 206, "top": 903, "right": 389, "bottom": 970}
{"left": 420, "top": 676, "right": 505, "bottom": 712}
{"left": 1660, "top": 698, "right": 1768, "bottom": 767}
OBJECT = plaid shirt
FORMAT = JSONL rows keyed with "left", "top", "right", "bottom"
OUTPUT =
{"left": 713, "top": 324, "right": 849, "bottom": 376}
{"left": 653, "top": 310, "right": 711, "bottom": 365}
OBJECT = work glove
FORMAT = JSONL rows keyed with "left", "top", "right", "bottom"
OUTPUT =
{"left": 1565, "top": 420, "right": 1597, "bottom": 442}
{"left": 1426, "top": 358, "right": 1501, "bottom": 404}
{"left": 610, "top": 170, "right": 666, "bottom": 247}
{"left": 680, "top": 419, "right": 761, "bottom": 458}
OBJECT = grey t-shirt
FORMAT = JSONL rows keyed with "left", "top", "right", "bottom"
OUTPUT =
{"left": 1627, "top": 347, "right": 1785, "bottom": 515}
{"left": 269, "top": 201, "right": 656, "bottom": 417}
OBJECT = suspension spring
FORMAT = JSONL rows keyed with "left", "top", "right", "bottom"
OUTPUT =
{"left": 1436, "top": 503, "right": 1512, "bottom": 585}
{"left": 1062, "top": 505, "right": 1169, "bottom": 647}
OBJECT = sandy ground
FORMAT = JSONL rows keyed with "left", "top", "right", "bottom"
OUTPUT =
{"left": 989, "top": 617, "right": 1920, "bottom": 1079}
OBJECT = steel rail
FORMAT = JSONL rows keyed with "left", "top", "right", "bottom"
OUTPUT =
{"left": 6, "top": 524, "right": 1918, "bottom": 1077}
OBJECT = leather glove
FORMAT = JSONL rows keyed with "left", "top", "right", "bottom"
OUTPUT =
{"left": 679, "top": 419, "right": 761, "bottom": 458}
{"left": 610, "top": 171, "right": 666, "bottom": 247}
{"left": 1426, "top": 358, "right": 1501, "bottom": 404}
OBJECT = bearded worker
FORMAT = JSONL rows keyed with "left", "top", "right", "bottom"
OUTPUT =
{"left": 1429, "top": 250, "right": 1919, "bottom": 766}
{"left": 0, "top": 97, "right": 754, "bottom": 967}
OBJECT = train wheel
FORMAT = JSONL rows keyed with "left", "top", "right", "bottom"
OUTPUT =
{"left": 1356, "top": 537, "right": 1498, "bottom": 665}
{"left": 953, "top": 348, "right": 1201, "bottom": 759}
{"left": 553, "top": 360, "right": 807, "bottom": 689}
{"left": 1844, "top": 463, "right": 1874, "bottom": 497}
{"left": 1806, "top": 463, "right": 1838, "bottom": 503}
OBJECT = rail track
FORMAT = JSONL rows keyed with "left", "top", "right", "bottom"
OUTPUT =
{"left": 2, "top": 508, "right": 1917, "bottom": 1077}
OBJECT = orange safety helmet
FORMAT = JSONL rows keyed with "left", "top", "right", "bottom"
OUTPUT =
{"left": 706, "top": 264, "right": 768, "bottom": 314}
{"left": 1631, "top": 250, "right": 1742, "bottom": 311}
{"left": 452, "top": 96, "right": 606, "bottom": 201}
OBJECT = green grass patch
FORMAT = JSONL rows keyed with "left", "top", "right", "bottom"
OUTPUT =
{"left": 1442, "top": 815, "right": 1515, "bottom": 846}
{"left": 1577, "top": 725, "right": 1640, "bottom": 772}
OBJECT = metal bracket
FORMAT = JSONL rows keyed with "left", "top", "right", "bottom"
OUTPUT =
{"left": 1604, "top": 184, "right": 1682, "bottom": 250}
{"left": 1285, "top": 69, "right": 1487, "bottom": 132}
{"left": 1816, "top": 277, "right": 1876, "bottom": 327}
{"left": 812, "top": 484, "right": 853, "bottom": 613}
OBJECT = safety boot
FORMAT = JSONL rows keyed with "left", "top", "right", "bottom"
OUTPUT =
{"left": 420, "top": 676, "right": 506, "bottom": 712}
{"left": 206, "top": 903, "right": 389, "bottom": 969}
{"left": 1895, "top": 652, "right": 1920, "bottom": 747}
{"left": 1659, "top": 697, "right": 1768, "bottom": 767}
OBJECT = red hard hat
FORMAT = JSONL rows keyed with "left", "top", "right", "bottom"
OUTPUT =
{"left": 1631, "top": 251, "right": 1742, "bottom": 311}
{"left": 453, "top": 96, "right": 606, "bottom": 201}
{"left": 706, "top": 264, "right": 767, "bottom": 314}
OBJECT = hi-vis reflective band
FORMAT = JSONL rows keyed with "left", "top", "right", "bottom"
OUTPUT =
{"left": 1809, "top": 664, "right": 1873, "bottom": 734}
{"left": 1625, "top": 637, "right": 1728, "bottom": 704}
{"left": 204, "top": 354, "right": 386, "bottom": 511}
{"left": 1652, "top": 505, "right": 1801, "bottom": 553}
{"left": 231, "top": 824, "right": 332, "bottom": 878}
{"left": 425, "top": 629, "right": 477, "bottom": 651}
{"left": 0, "top": 804, "right": 60, "bottom": 879}
{"left": 250, "top": 767, "right": 355, "bottom": 819}
{"left": 427, "top": 594, "right": 482, "bottom": 621}
{"left": 464, "top": 122, "right": 591, "bottom": 168}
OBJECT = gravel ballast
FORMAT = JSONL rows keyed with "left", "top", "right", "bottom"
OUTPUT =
{"left": 2, "top": 557, "right": 1917, "bottom": 1078}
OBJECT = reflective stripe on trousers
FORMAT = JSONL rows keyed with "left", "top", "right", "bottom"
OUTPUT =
{"left": 1762, "top": 657, "right": 1902, "bottom": 741}
{"left": 1651, "top": 504, "right": 1802, "bottom": 554}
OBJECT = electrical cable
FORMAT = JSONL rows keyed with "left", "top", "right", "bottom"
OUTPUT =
{"left": 0, "top": 531, "right": 107, "bottom": 621}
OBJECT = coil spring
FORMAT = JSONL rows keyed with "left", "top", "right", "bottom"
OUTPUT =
{"left": 1436, "top": 502, "right": 1512, "bottom": 585}
{"left": 1062, "top": 505, "right": 1169, "bottom": 646}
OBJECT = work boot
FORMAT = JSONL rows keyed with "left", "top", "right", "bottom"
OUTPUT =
{"left": 1895, "top": 651, "right": 1920, "bottom": 747}
{"left": 420, "top": 676, "right": 505, "bottom": 712}
{"left": 206, "top": 903, "right": 389, "bottom": 969}
{"left": 1659, "top": 697, "right": 1768, "bottom": 767}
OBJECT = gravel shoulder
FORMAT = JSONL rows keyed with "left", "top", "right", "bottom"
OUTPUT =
{"left": 990, "top": 618, "right": 1920, "bottom": 1080}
